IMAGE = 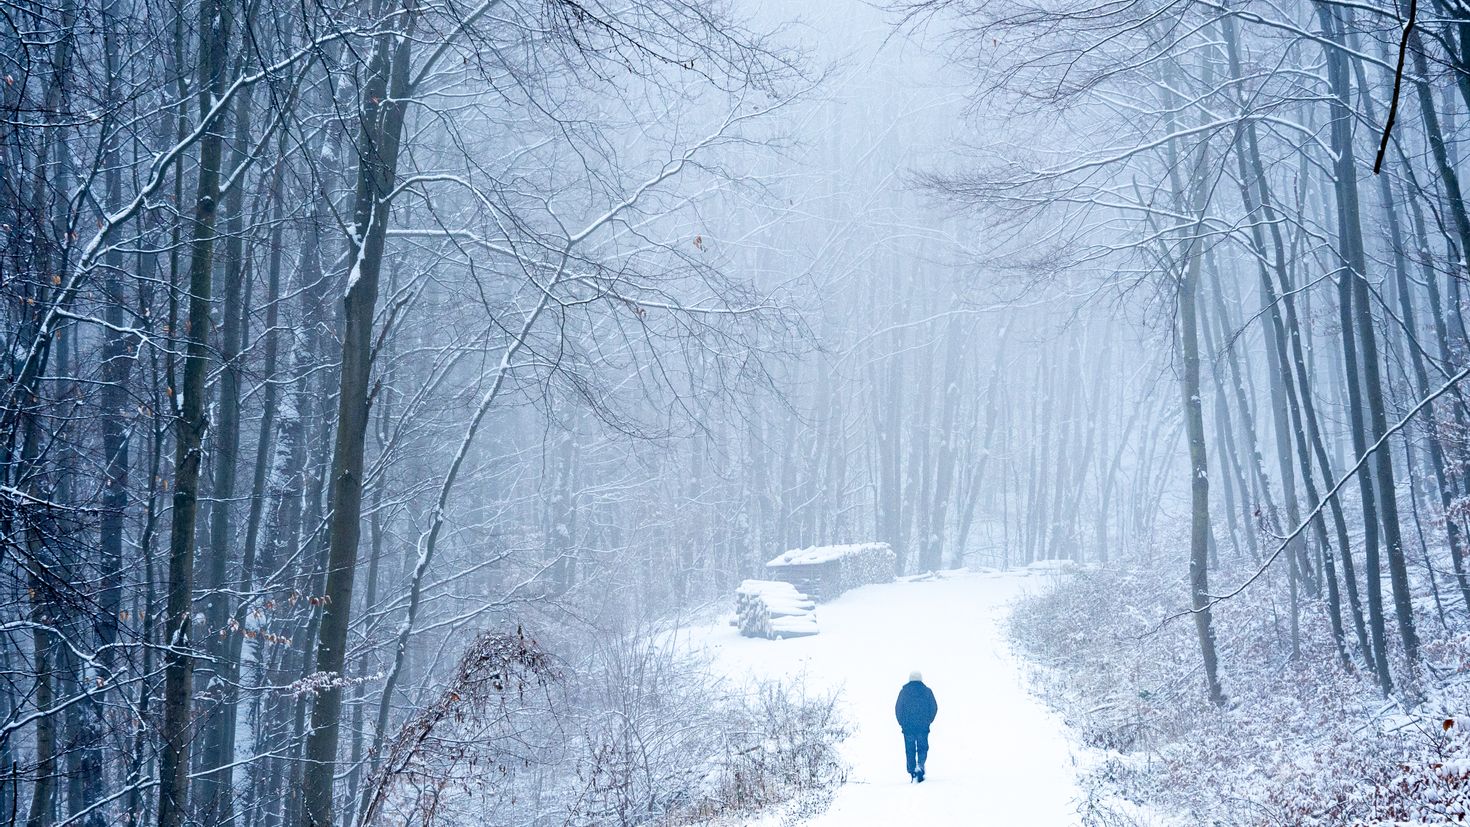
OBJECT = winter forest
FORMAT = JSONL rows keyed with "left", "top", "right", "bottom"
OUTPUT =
{"left": 7, "top": 0, "right": 1470, "bottom": 821}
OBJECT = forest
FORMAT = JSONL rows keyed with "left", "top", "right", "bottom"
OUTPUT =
{"left": 3, "top": 0, "right": 1470, "bottom": 822}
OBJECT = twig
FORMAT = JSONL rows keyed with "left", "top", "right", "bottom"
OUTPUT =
{"left": 1374, "top": 0, "right": 1417, "bottom": 174}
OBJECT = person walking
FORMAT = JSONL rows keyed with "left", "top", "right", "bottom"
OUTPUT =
{"left": 894, "top": 670, "right": 938, "bottom": 782}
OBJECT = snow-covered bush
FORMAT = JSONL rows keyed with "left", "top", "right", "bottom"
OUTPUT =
{"left": 658, "top": 677, "right": 849, "bottom": 824}
{"left": 558, "top": 635, "right": 846, "bottom": 825}
{"left": 366, "top": 624, "right": 847, "bottom": 826}
{"left": 1010, "top": 565, "right": 1470, "bottom": 827}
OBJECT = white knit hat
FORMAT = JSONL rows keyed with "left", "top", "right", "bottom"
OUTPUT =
{"left": 909, "top": 670, "right": 923, "bottom": 682}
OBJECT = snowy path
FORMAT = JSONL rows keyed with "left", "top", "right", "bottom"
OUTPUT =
{"left": 688, "top": 569, "right": 1082, "bottom": 825}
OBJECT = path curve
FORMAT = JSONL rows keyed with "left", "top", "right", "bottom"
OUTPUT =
{"left": 690, "top": 569, "right": 1082, "bottom": 825}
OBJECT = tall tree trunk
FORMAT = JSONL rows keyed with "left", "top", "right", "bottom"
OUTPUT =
{"left": 925, "top": 311, "right": 966, "bottom": 569}
{"left": 156, "top": 0, "right": 233, "bottom": 819}
{"left": 1198, "top": 264, "right": 1247, "bottom": 563}
{"left": 875, "top": 326, "right": 905, "bottom": 573}
{"left": 25, "top": 564, "right": 56, "bottom": 827}
{"left": 199, "top": 77, "right": 254, "bottom": 827}
{"left": 1319, "top": 4, "right": 1397, "bottom": 692}
{"left": 88, "top": 1, "right": 132, "bottom": 821}
{"left": 232, "top": 170, "right": 284, "bottom": 825}
{"left": 1325, "top": 6, "right": 1420, "bottom": 666}
{"left": 956, "top": 330, "right": 1008, "bottom": 561}
{"left": 1362, "top": 48, "right": 1470, "bottom": 615}
{"left": 1177, "top": 145, "right": 1225, "bottom": 706}
{"left": 301, "top": 9, "right": 416, "bottom": 824}
{"left": 1207, "top": 274, "right": 1271, "bottom": 564}
{"left": 1221, "top": 17, "right": 1352, "bottom": 657}
{"left": 1410, "top": 38, "right": 1470, "bottom": 284}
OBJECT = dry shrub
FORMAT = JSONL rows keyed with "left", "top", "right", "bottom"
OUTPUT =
{"left": 667, "top": 677, "right": 849, "bottom": 824}
{"left": 1010, "top": 565, "right": 1470, "bottom": 826}
{"left": 560, "top": 636, "right": 847, "bottom": 826}
{"left": 363, "top": 626, "right": 848, "bottom": 827}
{"left": 360, "top": 629, "right": 560, "bottom": 827}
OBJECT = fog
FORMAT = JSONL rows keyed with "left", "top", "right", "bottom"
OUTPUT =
{"left": 3, "top": 0, "right": 1468, "bottom": 823}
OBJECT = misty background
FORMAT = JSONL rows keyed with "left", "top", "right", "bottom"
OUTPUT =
{"left": 3, "top": 0, "right": 1468, "bottom": 823}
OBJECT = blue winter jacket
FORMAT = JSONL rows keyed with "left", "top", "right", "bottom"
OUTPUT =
{"left": 895, "top": 680, "right": 938, "bottom": 733}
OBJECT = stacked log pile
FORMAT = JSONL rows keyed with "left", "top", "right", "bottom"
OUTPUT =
{"left": 764, "top": 542, "right": 896, "bottom": 601}
{"left": 735, "top": 580, "right": 818, "bottom": 639}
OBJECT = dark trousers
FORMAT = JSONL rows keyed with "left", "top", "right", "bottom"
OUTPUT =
{"left": 903, "top": 729, "right": 929, "bottom": 775}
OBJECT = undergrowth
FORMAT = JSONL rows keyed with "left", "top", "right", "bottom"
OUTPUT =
{"left": 1011, "top": 564, "right": 1470, "bottom": 826}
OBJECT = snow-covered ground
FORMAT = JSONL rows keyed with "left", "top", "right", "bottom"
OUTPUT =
{"left": 685, "top": 568, "right": 1083, "bottom": 825}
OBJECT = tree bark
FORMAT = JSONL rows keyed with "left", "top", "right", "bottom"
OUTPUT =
{"left": 156, "top": 0, "right": 233, "bottom": 821}
{"left": 1325, "top": 6, "right": 1420, "bottom": 666}
{"left": 1178, "top": 148, "right": 1225, "bottom": 706}
{"left": 1318, "top": 4, "right": 1398, "bottom": 692}
{"left": 301, "top": 8, "right": 417, "bottom": 824}
{"left": 198, "top": 77, "right": 254, "bottom": 827}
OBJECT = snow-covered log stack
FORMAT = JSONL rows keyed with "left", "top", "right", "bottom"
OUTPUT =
{"left": 764, "top": 542, "right": 896, "bottom": 601}
{"left": 735, "top": 579, "right": 818, "bottom": 639}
